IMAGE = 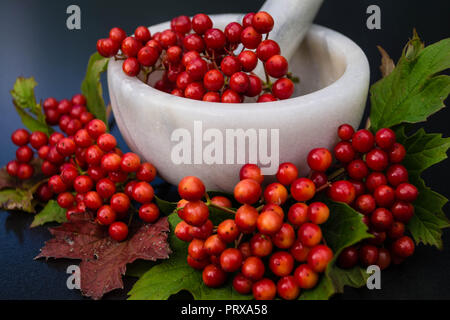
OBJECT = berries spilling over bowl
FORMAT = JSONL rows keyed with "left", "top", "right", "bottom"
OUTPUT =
{"left": 96, "top": 12, "right": 296, "bottom": 102}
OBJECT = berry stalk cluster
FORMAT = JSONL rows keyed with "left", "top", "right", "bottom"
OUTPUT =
{"left": 97, "top": 12, "right": 295, "bottom": 103}
{"left": 6, "top": 95, "right": 160, "bottom": 242}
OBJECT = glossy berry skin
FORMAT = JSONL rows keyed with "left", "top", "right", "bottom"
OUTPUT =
{"left": 298, "top": 223, "right": 322, "bottom": 247}
{"left": 132, "top": 181, "right": 154, "bottom": 204}
{"left": 224, "top": 22, "right": 244, "bottom": 43}
{"left": 202, "top": 92, "right": 220, "bottom": 102}
{"left": 269, "top": 251, "right": 294, "bottom": 277}
{"left": 137, "top": 163, "right": 157, "bottom": 182}
{"left": 241, "top": 256, "right": 265, "bottom": 281}
{"left": 186, "top": 58, "right": 208, "bottom": 81}
{"left": 73, "top": 175, "right": 93, "bottom": 194}
{"left": 334, "top": 141, "right": 355, "bottom": 163}
{"left": 245, "top": 74, "right": 263, "bottom": 97}
{"left": 109, "top": 27, "right": 126, "bottom": 43}
{"left": 352, "top": 129, "right": 374, "bottom": 153}
{"left": 192, "top": 14, "right": 213, "bottom": 35}
{"left": 220, "top": 55, "right": 241, "bottom": 76}
{"left": 395, "top": 183, "right": 418, "bottom": 202}
{"left": 97, "top": 205, "right": 117, "bottom": 225}
{"left": 229, "top": 72, "right": 250, "bottom": 93}
{"left": 257, "top": 210, "right": 283, "bottom": 235}
{"left": 263, "top": 183, "right": 288, "bottom": 205}
{"left": 187, "top": 255, "right": 209, "bottom": 270}
{"left": 242, "top": 12, "right": 255, "bottom": 27}
{"left": 277, "top": 276, "right": 300, "bottom": 300}
{"left": 265, "top": 54, "right": 288, "bottom": 78}
{"left": 366, "top": 148, "right": 389, "bottom": 171}
{"left": 84, "top": 191, "right": 103, "bottom": 210}
{"left": 392, "top": 236, "right": 415, "bottom": 258}
{"left": 137, "top": 46, "right": 159, "bottom": 67}
{"left": 371, "top": 208, "right": 394, "bottom": 231}
{"left": 235, "top": 204, "right": 259, "bottom": 234}
{"left": 252, "top": 11, "right": 274, "bottom": 33}
{"left": 391, "top": 201, "right": 414, "bottom": 223}
{"left": 307, "top": 202, "right": 330, "bottom": 224}
{"left": 294, "top": 264, "right": 319, "bottom": 289}
{"left": 238, "top": 242, "right": 252, "bottom": 260}
{"left": 220, "top": 248, "right": 243, "bottom": 272}
{"left": 234, "top": 179, "right": 262, "bottom": 205}
{"left": 204, "top": 234, "right": 227, "bottom": 256}
{"left": 29, "top": 131, "right": 48, "bottom": 149}
{"left": 97, "top": 38, "right": 119, "bottom": 57}
{"left": 257, "top": 93, "right": 277, "bottom": 102}
{"left": 375, "top": 128, "right": 396, "bottom": 150}
{"left": 108, "top": 222, "right": 128, "bottom": 242}
{"left": 170, "top": 15, "right": 191, "bottom": 34}
{"left": 239, "top": 164, "right": 263, "bottom": 184}
{"left": 290, "top": 239, "right": 310, "bottom": 262}
{"left": 311, "top": 171, "right": 328, "bottom": 188}
{"left": 178, "top": 176, "right": 205, "bottom": 201}
{"left": 204, "top": 28, "right": 226, "bottom": 50}
{"left": 221, "top": 89, "right": 242, "bottom": 103}
{"left": 288, "top": 202, "right": 308, "bottom": 227}
{"left": 355, "top": 194, "right": 376, "bottom": 215}
{"left": 256, "top": 39, "right": 280, "bottom": 61}
{"left": 108, "top": 193, "right": 130, "bottom": 215}
{"left": 189, "top": 220, "right": 213, "bottom": 240}
{"left": 6, "top": 160, "right": 19, "bottom": 177}
{"left": 272, "top": 78, "right": 294, "bottom": 100}
{"left": 16, "top": 146, "right": 34, "bottom": 163}
{"left": 337, "top": 124, "right": 355, "bottom": 141}
{"left": 252, "top": 278, "right": 276, "bottom": 300}
{"left": 203, "top": 69, "right": 224, "bottom": 91}
{"left": 184, "top": 82, "right": 205, "bottom": 100}
{"left": 238, "top": 50, "right": 258, "bottom": 72}
{"left": 359, "top": 244, "right": 379, "bottom": 266}
{"left": 188, "top": 239, "right": 207, "bottom": 260}
{"left": 233, "top": 273, "right": 253, "bottom": 295}
{"left": 328, "top": 180, "right": 356, "bottom": 204}
{"left": 17, "top": 164, "right": 34, "bottom": 180}
{"left": 210, "top": 196, "right": 232, "bottom": 209}
{"left": 337, "top": 246, "right": 359, "bottom": 269}
{"left": 217, "top": 219, "right": 239, "bottom": 243}
{"left": 365, "top": 172, "right": 387, "bottom": 193}
{"left": 175, "top": 221, "right": 193, "bottom": 242}
{"left": 101, "top": 153, "right": 121, "bottom": 172}
{"left": 120, "top": 152, "right": 140, "bottom": 173}
{"left": 307, "top": 148, "right": 332, "bottom": 172}
{"left": 388, "top": 221, "right": 405, "bottom": 239}
{"left": 182, "top": 200, "right": 209, "bottom": 226}
{"left": 307, "top": 245, "right": 333, "bottom": 273}
{"left": 240, "top": 26, "right": 262, "bottom": 49}
{"left": 386, "top": 164, "right": 409, "bottom": 187}
{"left": 122, "top": 57, "right": 140, "bottom": 77}
{"left": 290, "top": 178, "right": 316, "bottom": 202}
{"left": 272, "top": 223, "right": 295, "bottom": 249}
{"left": 388, "top": 142, "right": 406, "bottom": 163}
{"left": 374, "top": 185, "right": 395, "bottom": 208}
{"left": 57, "top": 192, "right": 75, "bottom": 209}
{"left": 250, "top": 233, "right": 273, "bottom": 257}
{"left": 376, "top": 248, "right": 391, "bottom": 270}
{"left": 96, "top": 178, "right": 116, "bottom": 199}
{"left": 276, "top": 162, "right": 298, "bottom": 186}
{"left": 347, "top": 160, "right": 369, "bottom": 180}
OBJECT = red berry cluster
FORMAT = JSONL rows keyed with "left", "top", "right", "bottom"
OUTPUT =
{"left": 174, "top": 163, "right": 334, "bottom": 300}
{"left": 325, "top": 125, "right": 417, "bottom": 269}
{"left": 96, "top": 12, "right": 295, "bottom": 103}
{"left": 6, "top": 94, "right": 159, "bottom": 242}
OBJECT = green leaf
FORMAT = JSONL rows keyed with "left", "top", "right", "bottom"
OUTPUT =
{"left": 300, "top": 201, "right": 372, "bottom": 300}
{"left": 154, "top": 195, "right": 177, "bottom": 216}
{"left": 30, "top": 200, "right": 67, "bottom": 228}
{"left": 0, "top": 188, "right": 35, "bottom": 213}
{"left": 81, "top": 52, "right": 109, "bottom": 123}
{"left": 10, "top": 77, "right": 52, "bottom": 135}
{"left": 369, "top": 33, "right": 450, "bottom": 131}
{"left": 394, "top": 127, "right": 450, "bottom": 249}
{"left": 128, "top": 213, "right": 252, "bottom": 300}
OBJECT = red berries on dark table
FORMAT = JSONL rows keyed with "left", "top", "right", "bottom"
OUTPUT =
{"left": 96, "top": 12, "right": 297, "bottom": 103}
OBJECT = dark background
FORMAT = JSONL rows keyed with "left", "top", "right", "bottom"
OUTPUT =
{"left": 0, "top": 0, "right": 449, "bottom": 300}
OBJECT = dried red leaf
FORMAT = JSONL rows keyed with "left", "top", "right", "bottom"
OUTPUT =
{"left": 36, "top": 217, "right": 171, "bottom": 299}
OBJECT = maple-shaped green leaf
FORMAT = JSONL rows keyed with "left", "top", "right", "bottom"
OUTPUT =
{"left": 10, "top": 77, "right": 52, "bottom": 135}
{"left": 393, "top": 127, "right": 450, "bottom": 249}
{"left": 128, "top": 213, "right": 252, "bottom": 300}
{"left": 30, "top": 200, "right": 67, "bottom": 228}
{"left": 81, "top": 53, "right": 109, "bottom": 124}
{"left": 369, "top": 32, "right": 450, "bottom": 131}
{"left": 300, "top": 201, "right": 371, "bottom": 300}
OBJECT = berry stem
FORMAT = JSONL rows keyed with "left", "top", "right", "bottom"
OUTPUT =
{"left": 209, "top": 202, "right": 236, "bottom": 215}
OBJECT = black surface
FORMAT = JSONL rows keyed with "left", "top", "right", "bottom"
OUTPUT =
{"left": 0, "top": 0, "right": 449, "bottom": 300}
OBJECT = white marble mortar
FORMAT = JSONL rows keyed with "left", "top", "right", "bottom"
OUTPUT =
{"left": 107, "top": 14, "right": 370, "bottom": 192}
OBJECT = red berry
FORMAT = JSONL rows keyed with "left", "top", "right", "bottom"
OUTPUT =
{"left": 217, "top": 219, "right": 239, "bottom": 243}
{"left": 230, "top": 72, "right": 250, "bottom": 93}
{"left": 294, "top": 264, "right": 318, "bottom": 289}
{"left": 242, "top": 13, "right": 255, "bottom": 27}
{"left": 257, "top": 93, "right": 277, "bottom": 102}
{"left": 87, "top": 119, "right": 107, "bottom": 139}
{"left": 263, "top": 182, "right": 288, "bottom": 205}
{"left": 202, "top": 92, "right": 220, "bottom": 102}
{"left": 29, "top": 131, "right": 48, "bottom": 149}
{"left": 187, "top": 255, "right": 209, "bottom": 270}
{"left": 374, "top": 185, "right": 395, "bottom": 208}
{"left": 175, "top": 221, "right": 193, "bottom": 242}
{"left": 290, "top": 239, "right": 310, "bottom": 262}
{"left": 234, "top": 179, "right": 262, "bottom": 204}
{"left": 138, "top": 203, "right": 159, "bottom": 223}
{"left": 183, "top": 200, "right": 209, "bottom": 226}
{"left": 203, "top": 69, "right": 224, "bottom": 91}
{"left": 307, "top": 244, "right": 333, "bottom": 273}
{"left": 189, "top": 220, "right": 213, "bottom": 240}
{"left": 392, "top": 236, "right": 415, "bottom": 258}
{"left": 269, "top": 251, "right": 294, "bottom": 277}
{"left": 257, "top": 210, "right": 283, "bottom": 235}
{"left": 233, "top": 273, "right": 253, "bottom": 295}
{"left": 388, "top": 221, "right": 405, "bottom": 239}
{"left": 97, "top": 133, "right": 117, "bottom": 152}
{"left": 183, "top": 34, "right": 205, "bottom": 52}
{"left": 355, "top": 194, "right": 376, "bottom": 215}
{"left": 239, "top": 163, "right": 263, "bottom": 184}
{"left": 110, "top": 192, "right": 131, "bottom": 214}
{"left": 178, "top": 176, "right": 205, "bottom": 201}
{"left": 137, "top": 46, "right": 159, "bottom": 67}
{"left": 365, "top": 172, "right": 387, "bottom": 193}
{"left": 137, "top": 162, "right": 157, "bottom": 182}
{"left": 184, "top": 82, "right": 205, "bottom": 100}
{"left": 298, "top": 223, "right": 322, "bottom": 247}
{"left": 388, "top": 142, "right": 406, "bottom": 163}
{"left": 235, "top": 204, "right": 259, "bottom": 234}
{"left": 191, "top": 14, "right": 213, "bottom": 35}
{"left": 307, "top": 202, "right": 330, "bottom": 224}
{"left": 41, "top": 160, "right": 58, "bottom": 176}
{"left": 252, "top": 11, "right": 274, "bottom": 34}
{"left": 375, "top": 128, "right": 396, "bottom": 150}
{"left": 377, "top": 248, "right": 391, "bottom": 270}
{"left": 16, "top": 146, "right": 34, "bottom": 163}
{"left": 352, "top": 129, "right": 374, "bottom": 153}
{"left": 73, "top": 175, "right": 93, "bottom": 193}
{"left": 188, "top": 239, "right": 208, "bottom": 260}
{"left": 250, "top": 233, "right": 273, "bottom": 257}
{"left": 6, "top": 160, "right": 19, "bottom": 177}
{"left": 43, "top": 97, "right": 58, "bottom": 111}
{"left": 210, "top": 196, "right": 232, "bottom": 208}
{"left": 351, "top": 180, "right": 366, "bottom": 199}
{"left": 121, "top": 36, "right": 142, "bottom": 57}
{"left": 97, "top": 205, "right": 117, "bottom": 225}
{"left": 204, "top": 234, "right": 227, "bottom": 256}
{"left": 96, "top": 178, "right": 116, "bottom": 199}
{"left": 237, "top": 50, "right": 258, "bottom": 72}
{"left": 57, "top": 192, "right": 75, "bottom": 209}
{"left": 337, "top": 124, "right": 355, "bottom": 141}
{"left": 109, "top": 27, "right": 126, "bottom": 44}
{"left": 307, "top": 148, "right": 332, "bottom": 172}
{"left": 272, "top": 77, "right": 294, "bottom": 100}
{"left": 171, "top": 15, "right": 191, "bottom": 34}
{"left": 241, "top": 256, "right": 265, "bottom": 281}
{"left": 347, "top": 159, "right": 369, "bottom": 180}
{"left": 256, "top": 39, "right": 280, "bottom": 61}
{"left": 391, "top": 201, "right": 414, "bottom": 223}
{"left": 395, "top": 183, "right": 418, "bottom": 202}
{"left": 202, "top": 264, "right": 226, "bottom": 288}
{"left": 311, "top": 171, "right": 328, "bottom": 188}
{"left": 57, "top": 99, "right": 72, "bottom": 115}
{"left": 84, "top": 191, "right": 103, "bottom": 210}
{"left": 366, "top": 148, "right": 389, "bottom": 171}
{"left": 277, "top": 276, "right": 300, "bottom": 300}
{"left": 36, "top": 183, "right": 54, "bottom": 202}
{"left": 287, "top": 203, "right": 308, "bottom": 227}
{"left": 338, "top": 246, "right": 359, "bottom": 268}
{"left": 108, "top": 221, "right": 128, "bottom": 241}
{"left": 371, "top": 208, "right": 394, "bottom": 231}
{"left": 132, "top": 181, "right": 154, "bottom": 204}
{"left": 45, "top": 108, "right": 60, "bottom": 126}
{"left": 204, "top": 28, "right": 226, "bottom": 50}
{"left": 48, "top": 175, "right": 66, "bottom": 194}
{"left": 221, "top": 89, "right": 242, "bottom": 103}
{"left": 101, "top": 153, "right": 122, "bottom": 172}
{"left": 245, "top": 74, "right": 263, "bottom": 97}
{"left": 122, "top": 57, "right": 140, "bottom": 77}
{"left": 265, "top": 54, "right": 288, "bottom": 78}
{"left": 290, "top": 178, "right": 316, "bottom": 202}
{"left": 220, "top": 248, "right": 243, "bottom": 272}
{"left": 220, "top": 55, "right": 241, "bottom": 76}
{"left": 38, "top": 145, "right": 50, "bottom": 159}
{"left": 334, "top": 141, "right": 355, "bottom": 163}
{"left": 386, "top": 164, "right": 409, "bottom": 187}
{"left": 328, "top": 180, "right": 356, "bottom": 204}
{"left": 224, "top": 22, "right": 243, "bottom": 43}
{"left": 359, "top": 244, "right": 379, "bottom": 266}
{"left": 276, "top": 162, "right": 298, "bottom": 186}
{"left": 97, "top": 38, "right": 119, "bottom": 57}
{"left": 241, "top": 26, "right": 262, "bottom": 49}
